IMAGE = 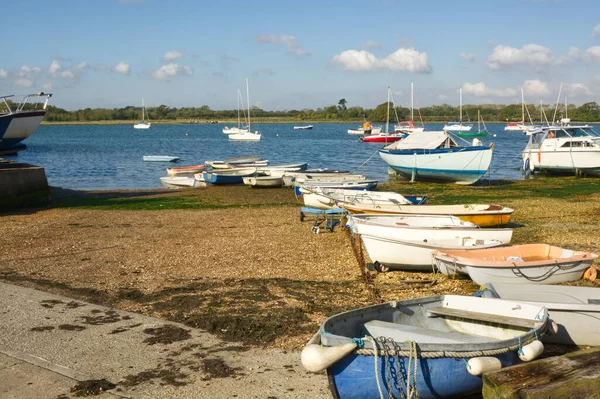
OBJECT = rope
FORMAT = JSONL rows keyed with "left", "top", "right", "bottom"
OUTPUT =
{"left": 351, "top": 147, "right": 381, "bottom": 174}
{"left": 354, "top": 335, "right": 539, "bottom": 358}
{"left": 366, "top": 337, "right": 385, "bottom": 399}
{"left": 407, "top": 340, "right": 419, "bottom": 399}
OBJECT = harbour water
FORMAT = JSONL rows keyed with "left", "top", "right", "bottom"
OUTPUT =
{"left": 7, "top": 123, "right": 531, "bottom": 190}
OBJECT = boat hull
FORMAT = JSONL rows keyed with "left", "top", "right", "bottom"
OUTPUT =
{"left": 133, "top": 123, "right": 151, "bottom": 129}
{"left": 229, "top": 132, "right": 261, "bottom": 141}
{"left": 379, "top": 146, "right": 493, "bottom": 185}
{"left": 0, "top": 111, "right": 45, "bottom": 150}
{"left": 522, "top": 147, "right": 600, "bottom": 176}
{"left": 465, "top": 261, "right": 592, "bottom": 286}
{"left": 242, "top": 176, "right": 283, "bottom": 187}
{"left": 328, "top": 351, "right": 517, "bottom": 399}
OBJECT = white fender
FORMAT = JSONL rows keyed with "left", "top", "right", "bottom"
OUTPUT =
{"left": 466, "top": 356, "right": 502, "bottom": 376}
{"left": 546, "top": 320, "right": 559, "bottom": 336}
{"left": 300, "top": 334, "right": 357, "bottom": 373}
{"left": 518, "top": 340, "right": 544, "bottom": 362}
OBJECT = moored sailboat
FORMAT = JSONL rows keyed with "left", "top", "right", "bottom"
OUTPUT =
{"left": 133, "top": 98, "right": 151, "bottom": 129}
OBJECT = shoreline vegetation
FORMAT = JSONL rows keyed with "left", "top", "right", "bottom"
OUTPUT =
{"left": 2, "top": 177, "right": 599, "bottom": 350}
{"left": 38, "top": 99, "right": 600, "bottom": 124}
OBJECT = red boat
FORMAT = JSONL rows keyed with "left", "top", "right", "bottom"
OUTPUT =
{"left": 360, "top": 133, "right": 406, "bottom": 143}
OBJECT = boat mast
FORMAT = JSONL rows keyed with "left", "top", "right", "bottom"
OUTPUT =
{"left": 459, "top": 88, "right": 463, "bottom": 124}
{"left": 386, "top": 86, "right": 390, "bottom": 134}
{"left": 246, "top": 78, "right": 251, "bottom": 132}
{"left": 237, "top": 89, "right": 241, "bottom": 128}
{"left": 552, "top": 83, "right": 563, "bottom": 123}
{"left": 410, "top": 82, "right": 414, "bottom": 122}
{"left": 142, "top": 98, "right": 145, "bottom": 122}
{"left": 521, "top": 89, "right": 524, "bottom": 124}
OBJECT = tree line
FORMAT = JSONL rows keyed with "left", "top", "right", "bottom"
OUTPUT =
{"left": 41, "top": 99, "right": 600, "bottom": 123}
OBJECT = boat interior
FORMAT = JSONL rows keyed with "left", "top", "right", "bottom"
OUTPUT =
{"left": 438, "top": 244, "right": 596, "bottom": 263}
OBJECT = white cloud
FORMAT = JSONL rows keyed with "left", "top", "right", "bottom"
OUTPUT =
{"left": 363, "top": 41, "right": 382, "bottom": 49}
{"left": 163, "top": 50, "right": 183, "bottom": 62}
{"left": 41, "top": 83, "right": 53, "bottom": 90}
{"left": 151, "top": 63, "right": 193, "bottom": 80}
{"left": 460, "top": 53, "right": 476, "bottom": 62}
{"left": 256, "top": 34, "right": 311, "bottom": 56}
{"left": 48, "top": 60, "right": 80, "bottom": 79}
{"left": 569, "top": 46, "right": 600, "bottom": 62}
{"left": 486, "top": 44, "right": 560, "bottom": 70}
{"left": 331, "top": 47, "right": 432, "bottom": 73}
{"left": 113, "top": 62, "right": 131, "bottom": 74}
{"left": 461, "top": 82, "right": 517, "bottom": 97}
{"left": 0, "top": 69, "right": 7, "bottom": 79}
{"left": 18, "top": 65, "right": 42, "bottom": 78}
{"left": 522, "top": 79, "right": 551, "bottom": 97}
{"left": 565, "top": 83, "right": 594, "bottom": 96}
{"left": 593, "top": 24, "right": 600, "bottom": 37}
{"left": 14, "top": 78, "right": 33, "bottom": 87}
{"left": 438, "top": 94, "right": 449, "bottom": 101}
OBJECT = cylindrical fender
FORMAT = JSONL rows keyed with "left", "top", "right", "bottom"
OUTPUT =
{"left": 300, "top": 334, "right": 357, "bottom": 373}
{"left": 518, "top": 340, "right": 544, "bottom": 362}
{"left": 466, "top": 356, "right": 502, "bottom": 376}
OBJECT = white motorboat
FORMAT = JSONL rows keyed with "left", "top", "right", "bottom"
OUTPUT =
{"left": 300, "top": 187, "right": 415, "bottom": 210}
{"left": 348, "top": 214, "right": 512, "bottom": 271}
{"left": 481, "top": 283, "right": 600, "bottom": 346}
{"left": 378, "top": 130, "right": 493, "bottom": 185}
{"left": 133, "top": 98, "right": 151, "bottom": 129}
{"left": 293, "top": 125, "right": 313, "bottom": 130}
{"left": 522, "top": 123, "right": 600, "bottom": 176}
{"left": 143, "top": 155, "right": 180, "bottom": 162}
{"left": 443, "top": 89, "right": 473, "bottom": 132}
{"left": 432, "top": 244, "right": 598, "bottom": 285}
{"left": 0, "top": 92, "right": 53, "bottom": 153}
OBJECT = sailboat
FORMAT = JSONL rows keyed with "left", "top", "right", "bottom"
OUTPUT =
{"left": 223, "top": 89, "right": 250, "bottom": 134}
{"left": 361, "top": 87, "right": 406, "bottom": 143}
{"left": 505, "top": 89, "right": 528, "bottom": 132}
{"left": 229, "top": 78, "right": 261, "bottom": 141}
{"left": 394, "top": 82, "right": 425, "bottom": 134}
{"left": 443, "top": 88, "right": 473, "bottom": 132}
{"left": 133, "top": 98, "right": 151, "bottom": 129}
{"left": 458, "top": 110, "right": 488, "bottom": 137}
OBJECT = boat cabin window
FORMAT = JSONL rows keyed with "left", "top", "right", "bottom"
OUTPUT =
{"left": 549, "top": 129, "right": 570, "bottom": 139}
{"left": 562, "top": 141, "right": 584, "bottom": 148}
{"left": 570, "top": 128, "right": 592, "bottom": 137}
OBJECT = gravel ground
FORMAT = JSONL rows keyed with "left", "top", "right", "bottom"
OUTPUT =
{"left": 1, "top": 186, "right": 599, "bottom": 351}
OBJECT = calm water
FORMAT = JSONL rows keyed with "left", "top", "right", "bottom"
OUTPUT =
{"left": 7, "top": 123, "right": 531, "bottom": 190}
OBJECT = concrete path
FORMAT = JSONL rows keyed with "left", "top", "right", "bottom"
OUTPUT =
{"left": 0, "top": 282, "right": 330, "bottom": 398}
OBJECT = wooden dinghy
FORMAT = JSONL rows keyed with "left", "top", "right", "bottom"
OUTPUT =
{"left": 433, "top": 244, "right": 598, "bottom": 285}
{"left": 301, "top": 295, "right": 551, "bottom": 399}
{"left": 343, "top": 203, "right": 514, "bottom": 227}
{"left": 348, "top": 214, "right": 513, "bottom": 271}
{"left": 482, "top": 283, "right": 600, "bottom": 346}
{"left": 166, "top": 164, "right": 205, "bottom": 177}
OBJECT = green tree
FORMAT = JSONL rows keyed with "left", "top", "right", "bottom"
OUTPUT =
{"left": 337, "top": 98, "right": 347, "bottom": 111}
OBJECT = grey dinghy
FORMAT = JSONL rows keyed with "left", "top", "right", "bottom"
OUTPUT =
{"left": 301, "top": 295, "right": 552, "bottom": 399}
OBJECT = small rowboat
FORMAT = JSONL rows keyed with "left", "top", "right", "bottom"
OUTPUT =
{"left": 301, "top": 295, "right": 551, "bottom": 399}
{"left": 143, "top": 155, "right": 180, "bottom": 162}
{"left": 300, "top": 187, "right": 425, "bottom": 210}
{"left": 293, "top": 125, "right": 313, "bottom": 130}
{"left": 343, "top": 203, "right": 514, "bottom": 227}
{"left": 202, "top": 167, "right": 258, "bottom": 185}
{"left": 166, "top": 164, "right": 205, "bottom": 177}
{"left": 242, "top": 176, "right": 283, "bottom": 188}
{"left": 160, "top": 176, "right": 206, "bottom": 189}
{"left": 433, "top": 244, "right": 599, "bottom": 285}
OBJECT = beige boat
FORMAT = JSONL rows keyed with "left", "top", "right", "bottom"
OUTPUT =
{"left": 342, "top": 203, "right": 514, "bottom": 227}
{"left": 433, "top": 244, "right": 599, "bottom": 285}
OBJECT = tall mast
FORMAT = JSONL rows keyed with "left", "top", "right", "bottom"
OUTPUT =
{"left": 236, "top": 90, "right": 241, "bottom": 128}
{"left": 553, "top": 83, "right": 563, "bottom": 123}
{"left": 246, "top": 78, "right": 250, "bottom": 131}
{"left": 540, "top": 100, "right": 543, "bottom": 124}
{"left": 459, "top": 88, "right": 463, "bottom": 122}
{"left": 142, "top": 98, "right": 145, "bottom": 121}
{"left": 521, "top": 89, "right": 524, "bottom": 123}
{"left": 386, "top": 87, "right": 390, "bottom": 134}
{"left": 565, "top": 96, "right": 568, "bottom": 118}
{"left": 410, "top": 82, "right": 414, "bottom": 121}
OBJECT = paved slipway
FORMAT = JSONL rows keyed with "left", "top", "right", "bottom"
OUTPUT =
{"left": 0, "top": 282, "right": 330, "bottom": 399}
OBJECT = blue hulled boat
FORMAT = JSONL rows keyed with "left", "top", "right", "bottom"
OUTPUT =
{"left": 202, "top": 167, "right": 258, "bottom": 185}
{"left": 301, "top": 295, "right": 551, "bottom": 399}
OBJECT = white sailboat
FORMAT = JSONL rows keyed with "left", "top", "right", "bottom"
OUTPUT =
{"left": 223, "top": 89, "right": 250, "bottom": 134}
{"left": 443, "top": 88, "right": 473, "bottom": 132}
{"left": 229, "top": 78, "right": 261, "bottom": 141}
{"left": 394, "top": 82, "right": 425, "bottom": 134}
{"left": 505, "top": 89, "right": 528, "bottom": 132}
{"left": 133, "top": 98, "right": 151, "bottom": 130}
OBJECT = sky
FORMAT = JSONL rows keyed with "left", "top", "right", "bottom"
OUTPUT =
{"left": 2, "top": 0, "right": 600, "bottom": 111}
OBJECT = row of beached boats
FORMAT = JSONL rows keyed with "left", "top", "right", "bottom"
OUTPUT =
{"left": 295, "top": 184, "right": 599, "bottom": 398}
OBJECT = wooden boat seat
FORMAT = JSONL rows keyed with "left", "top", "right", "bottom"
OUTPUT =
{"left": 426, "top": 307, "right": 539, "bottom": 328}
{"left": 395, "top": 222, "right": 408, "bottom": 226}
{"left": 362, "top": 320, "right": 494, "bottom": 344}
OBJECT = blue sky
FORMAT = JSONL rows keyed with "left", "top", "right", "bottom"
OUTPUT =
{"left": 2, "top": 0, "right": 600, "bottom": 111}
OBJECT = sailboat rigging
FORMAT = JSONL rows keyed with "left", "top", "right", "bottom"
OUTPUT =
{"left": 133, "top": 98, "right": 151, "bottom": 129}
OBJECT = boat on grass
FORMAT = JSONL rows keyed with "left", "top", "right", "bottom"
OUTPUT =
{"left": 202, "top": 167, "right": 257, "bottom": 185}
{"left": 242, "top": 176, "right": 283, "bottom": 188}
{"left": 160, "top": 176, "right": 206, "bottom": 189}
{"left": 300, "top": 187, "right": 425, "bottom": 210}
{"left": 343, "top": 203, "right": 513, "bottom": 227}
{"left": 296, "top": 180, "right": 378, "bottom": 195}
{"left": 143, "top": 155, "right": 179, "bottom": 162}
{"left": 378, "top": 130, "right": 493, "bottom": 185}
{"left": 0, "top": 92, "right": 53, "bottom": 153}
{"left": 481, "top": 283, "right": 600, "bottom": 346}
{"left": 347, "top": 213, "right": 512, "bottom": 271}
{"left": 166, "top": 164, "right": 205, "bottom": 177}
{"left": 301, "top": 295, "right": 551, "bottom": 399}
{"left": 433, "top": 244, "right": 598, "bottom": 285}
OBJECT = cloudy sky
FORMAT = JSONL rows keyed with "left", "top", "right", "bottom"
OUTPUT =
{"left": 2, "top": 0, "right": 600, "bottom": 110}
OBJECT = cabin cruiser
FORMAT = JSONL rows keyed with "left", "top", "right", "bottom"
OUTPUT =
{"left": 0, "top": 92, "right": 53, "bottom": 153}
{"left": 522, "top": 119, "right": 600, "bottom": 176}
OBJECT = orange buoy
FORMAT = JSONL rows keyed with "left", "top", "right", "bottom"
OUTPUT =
{"left": 583, "top": 266, "right": 597, "bottom": 281}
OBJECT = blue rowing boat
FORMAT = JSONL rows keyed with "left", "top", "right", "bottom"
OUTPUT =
{"left": 301, "top": 295, "right": 552, "bottom": 399}
{"left": 202, "top": 167, "right": 258, "bottom": 185}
